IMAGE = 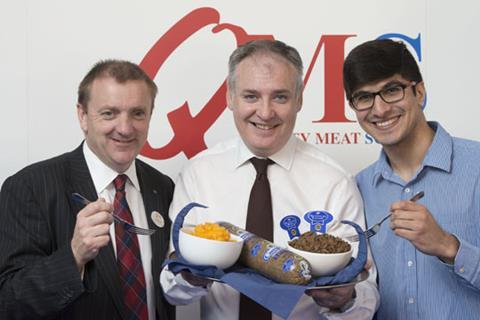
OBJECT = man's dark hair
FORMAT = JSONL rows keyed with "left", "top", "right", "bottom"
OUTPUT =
{"left": 78, "top": 59, "right": 157, "bottom": 110}
{"left": 343, "top": 39, "right": 423, "bottom": 100}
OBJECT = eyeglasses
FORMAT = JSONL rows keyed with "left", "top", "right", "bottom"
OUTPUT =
{"left": 349, "top": 82, "right": 417, "bottom": 111}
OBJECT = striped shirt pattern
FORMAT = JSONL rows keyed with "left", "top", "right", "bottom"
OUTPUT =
{"left": 356, "top": 122, "right": 480, "bottom": 320}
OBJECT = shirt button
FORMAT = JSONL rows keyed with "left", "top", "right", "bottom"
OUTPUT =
{"left": 408, "top": 298, "right": 415, "bottom": 304}
{"left": 404, "top": 188, "right": 411, "bottom": 193}
{"left": 459, "top": 267, "right": 465, "bottom": 273}
{"left": 407, "top": 260, "right": 413, "bottom": 267}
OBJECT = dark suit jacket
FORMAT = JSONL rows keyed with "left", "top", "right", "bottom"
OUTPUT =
{"left": 0, "top": 144, "right": 175, "bottom": 320}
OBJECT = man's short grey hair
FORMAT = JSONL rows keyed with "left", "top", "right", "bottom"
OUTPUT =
{"left": 227, "top": 40, "right": 304, "bottom": 98}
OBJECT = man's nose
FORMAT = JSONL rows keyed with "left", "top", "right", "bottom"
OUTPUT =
{"left": 257, "top": 99, "right": 275, "bottom": 119}
{"left": 116, "top": 114, "right": 134, "bottom": 135}
{"left": 370, "top": 94, "right": 392, "bottom": 115}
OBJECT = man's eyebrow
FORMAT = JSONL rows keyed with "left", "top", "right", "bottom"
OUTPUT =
{"left": 272, "top": 89, "right": 291, "bottom": 94}
{"left": 353, "top": 81, "right": 404, "bottom": 96}
{"left": 240, "top": 89, "right": 259, "bottom": 94}
{"left": 238, "top": 89, "right": 292, "bottom": 96}
{"left": 381, "top": 80, "right": 404, "bottom": 88}
{"left": 98, "top": 105, "right": 118, "bottom": 110}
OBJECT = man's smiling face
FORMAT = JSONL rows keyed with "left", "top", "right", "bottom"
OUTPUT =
{"left": 351, "top": 75, "right": 426, "bottom": 148}
{"left": 77, "top": 76, "right": 152, "bottom": 172}
{"left": 227, "top": 53, "right": 302, "bottom": 157}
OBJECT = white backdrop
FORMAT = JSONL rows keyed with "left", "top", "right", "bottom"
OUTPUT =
{"left": 1, "top": 1, "right": 479, "bottom": 318}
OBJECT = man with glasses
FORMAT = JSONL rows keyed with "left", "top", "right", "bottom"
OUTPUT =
{"left": 343, "top": 39, "right": 480, "bottom": 319}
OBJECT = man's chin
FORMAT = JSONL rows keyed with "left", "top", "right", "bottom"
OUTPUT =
{"left": 247, "top": 143, "right": 279, "bottom": 158}
{"left": 364, "top": 127, "right": 397, "bottom": 144}
{"left": 369, "top": 135, "right": 401, "bottom": 147}
{"left": 110, "top": 154, "right": 137, "bottom": 171}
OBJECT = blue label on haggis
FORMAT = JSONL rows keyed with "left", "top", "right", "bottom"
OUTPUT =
{"left": 263, "top": 244, "right": 282, "bottom": 262}
{"left": 250, "top": 242, "right": 261, "bottom": 257}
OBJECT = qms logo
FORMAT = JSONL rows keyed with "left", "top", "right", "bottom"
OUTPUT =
{"left": 139, "top": 7, "right": 422, "bottom": 160}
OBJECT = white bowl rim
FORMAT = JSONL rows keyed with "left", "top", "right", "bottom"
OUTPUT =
{"left": 287, "top": 242, "right": 353, "bottom": 256}
{"left": 180, "top": 226, "right": 244, "bottom": 244}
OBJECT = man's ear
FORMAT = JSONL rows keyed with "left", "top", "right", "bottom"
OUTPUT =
{"left": 77, "top": 103, "right": 88, "bottom": 133}
{"left": 415, "top": 82, "right": 426, "bottom": 107}
{"left": 226, "top": 87, "right": 234, "bottom": 110}
{"left": 296, "top": 92, "right": 303, "bottom": 112}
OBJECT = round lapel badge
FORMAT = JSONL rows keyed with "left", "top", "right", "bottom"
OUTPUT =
{"left": 151, "top": 211, "right": 165, "bottom": 228}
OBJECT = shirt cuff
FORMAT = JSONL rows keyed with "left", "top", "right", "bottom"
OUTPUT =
{"left": 452, "top": 235, "right": 480, "bottom": 285}
{"left": 159, "top": 265, "right": 209, "bottom": 305}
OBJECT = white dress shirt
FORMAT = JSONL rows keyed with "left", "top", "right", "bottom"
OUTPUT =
{"left": 160, "top": 136, "right": 379, "bottom": 319}
{"left": 83, "top": 143, "right": 155, "bottom": 320}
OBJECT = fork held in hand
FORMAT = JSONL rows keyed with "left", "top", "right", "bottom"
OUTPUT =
{"left": 347, "top": 191, "right": 424, "bottom": 242}
{"left": 71, "top": 192, "right": 156, "bottom": 236}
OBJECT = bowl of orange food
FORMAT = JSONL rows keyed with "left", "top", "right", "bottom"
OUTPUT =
{"left": 179, "top": 222, "right": 244, "bottom": 269}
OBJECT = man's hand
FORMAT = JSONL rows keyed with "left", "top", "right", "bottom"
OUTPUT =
{"left": 305, "top": 285, "right": 355, "bottom": 310}
{"left": 390, "top": 200, "right": 459, "bottom": 263}
{"left": 71, "top": 198, "right": 114, "bottom": 272}
{"left": 180, "top": 271, "right": 213, "bottom": 288}
{"left": 304, "top": 258, "right": 372, "bottom": 310}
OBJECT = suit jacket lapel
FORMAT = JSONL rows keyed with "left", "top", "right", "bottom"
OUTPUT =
{"left": 65, "top": 144, "right": 127, "bottom": 319}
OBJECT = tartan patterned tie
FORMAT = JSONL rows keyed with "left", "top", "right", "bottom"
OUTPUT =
{"left": 239, "top": 158, "right": 274, "bottom": 320}
{"left": 113, "top": 175, "right": 148, "bottom": 320}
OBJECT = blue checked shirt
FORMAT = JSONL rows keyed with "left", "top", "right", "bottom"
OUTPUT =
{"left": 356, "top": 122, "right": 480, "bottom": 320}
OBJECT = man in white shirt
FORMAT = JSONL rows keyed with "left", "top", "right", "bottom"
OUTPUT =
{"left": 0, "top": 60, "right": 174, "bottom": 319}
{"left": 160, "top": 40, "right": 379, "bottom": 319}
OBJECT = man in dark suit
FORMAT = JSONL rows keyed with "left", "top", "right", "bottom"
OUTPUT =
{"left": 0, "top": 60, "right": 175, "bottom": 319}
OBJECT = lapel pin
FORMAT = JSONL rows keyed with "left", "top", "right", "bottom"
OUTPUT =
{"left": 151, "top": 211, "right": 165, "bottom": 228}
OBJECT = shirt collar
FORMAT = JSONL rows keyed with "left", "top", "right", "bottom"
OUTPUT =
{"left": 371, "top": 151, "right": 391, "bottom": 186}
{"left": 371, "top": 121, "right": 453, "bottom": 186}
{"left": 83, "top": 142, "right": 140, "bottom": 193}
{"left": 422, "top": 122, "right": 453, "bottom": 172}
{"left": 233, "top": 135, "right": 297, "bottom": 171}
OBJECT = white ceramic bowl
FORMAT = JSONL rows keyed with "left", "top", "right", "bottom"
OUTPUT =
{"left": 287, "top": 242, "right": 353, "bottom": 277}
{"left": 179, "top": 226, "right": 244, "bottom": 269}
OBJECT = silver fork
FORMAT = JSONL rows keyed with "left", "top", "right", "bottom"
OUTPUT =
{"left": 345, "top": 191, "right": 424, "bottom": 242}
{"left": 71, "top": 192, "right": 156, "bottom": 236}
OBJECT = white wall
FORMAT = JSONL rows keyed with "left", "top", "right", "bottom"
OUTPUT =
{"left": 1, "top": 1, "right": 479, "bottom": 319}
{"left": 425, "top": 2, "right": 480, "bottom": 142}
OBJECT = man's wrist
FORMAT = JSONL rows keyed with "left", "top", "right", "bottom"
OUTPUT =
{"left": 338, "top": 288, "right": 356, "bottom": 313}
{"left": 439, "top": 234, "right": 459, "bottom": 264}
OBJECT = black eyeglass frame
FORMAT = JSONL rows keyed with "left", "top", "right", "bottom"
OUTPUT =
{"left": 349, "top": 82, "right": 418, "bottom": 111}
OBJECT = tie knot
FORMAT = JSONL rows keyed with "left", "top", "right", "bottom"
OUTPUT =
{"left": 250, "top": 157, "right": 273, "bottom": 175}
{"left": 113, "top": 174, "right": 128, "bottom": 192}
